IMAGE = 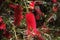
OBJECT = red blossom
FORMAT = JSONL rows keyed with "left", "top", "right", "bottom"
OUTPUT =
{"left": 25, "top": 12, "right": 36, "bottom": 30}
{"left": 29, "top": 1, "right": 35, "bottom": 9}
{"left": 36, "top": 15, "right": 40, "bottom": 20}
{"left": 3, "top": 31, "right": 12, "bottom": 39}
{"left": 35, "top": 9, "right": 42, "bottom": 19}
{"left": 41, "top": 23, "right": 50, "bottom": 33}
{"left": 34, "top": 8, "right": 44, "bottom": 20}
{"left": 9, "top": 4, "right": 23, "bottom": 26}
{"left": 52, "top": 0, "right": 57, "bottom": 3}
{"left": 35, "top": 8, "right": 42, "bottom": 14}
{"left": 0, "top": 17, "right": 12, "bottom": 39}
{"left": 52, "top": 6, "right": 58, "bottom": 12}
{"left": 25, "top": 12, "right": 45, "bottom": 40}
{"left": 0, "top": 16, "right": 3, "bottom": 22}
{"left": 0, "top": 17, "right": 6, "bottom": 30}
{"left": 9, "top": 3, "right": 16, "bottom": 9}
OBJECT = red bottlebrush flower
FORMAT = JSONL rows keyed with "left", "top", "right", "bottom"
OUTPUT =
{"left": 29, "top": 1, "right": 35, "bottom": 9}
{"left": 36, "top": 15, "right": 40, "bottom": 20}
{"left": 25, "top": 12, "right": 45, "bottom": 40}
{"left": 52, "top": 6, "right": 58, "bottom": 12}
{"left": 25, "top": 12, "right": 36, "bottom": 30}
{"left": 3, "top": 31, "right": 12, "bottom": 39}
{"left": 9, "top": 4, "right": 23, "bottom": 26}
{"left": 32, "top": 0, "right": 36, "bottom": 1}
{"left": 41, "top": 23, "right": 49, "bottom": 33}
{"left": 9, "top": 3, "right": 16, "bottom": 9}
{"left": 0, "top": 16, "right": 3, "bottom": 22}
{"left": 0, "top": 17, "right": 6, "bottom": 30}
{"left": 0, "top": 23, "right": 6, "bottom": 30}
{"left": 34, "top": 8, "right": 44, "bottom": 20}
{"left": 35, "top": 8, "right": 42, "bottom": 14}
{"left": 52, "top": 0, "right": 57, "bottom": 3}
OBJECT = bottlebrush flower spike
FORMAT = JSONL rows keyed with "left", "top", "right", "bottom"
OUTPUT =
{"left": 52, "top": 6, "right": 58, "bottom": 12}
{"left": 35, "top": 8, "right": 42, "bottom": 15}
{"left": 33, "top": 8, "right": 44, "bottom": 20}
{"left": 9, "top": 4, "right": 23, "bottom": 26}
{"left": 3, "top": 31, "right": 12, "bottom": 39}
{"left": 35, "top": 15, "right": 40, "bottom": 20}
{"left": 0, "top": 16, "right": 3, "bottom": 22}
{"left": 41, "top": 23, "right": 50, "bottom": 33}
{"left": 9, "top": 3, "right": 16, "bottom": 9}
{"left": 35, "top": 8, "right": 44, "bottom": 20}
{"left": 52, "top": 0, "right": 57, "bottom": 3}
{"left": 0, "top": 16, "right": 6, "bottom": 30}
{"left": 25, "top": 12, "right": 45, "bottom": 40}
{"left": 25, "top": 12, "right": 36, "bottom": 30}
{"left": 29, "top": 1, "right": 35, "bottom": 9}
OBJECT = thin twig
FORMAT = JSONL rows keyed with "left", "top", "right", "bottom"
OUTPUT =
{"left": 12, "top": 24, "right": 18, "bottom": 40}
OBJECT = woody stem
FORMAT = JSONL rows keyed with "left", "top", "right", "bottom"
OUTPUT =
{"left": 24, "top": 0, "right": 29, "bottom": 12}
{"left": 12, "top": 24, "right": 18, "bottom": 40}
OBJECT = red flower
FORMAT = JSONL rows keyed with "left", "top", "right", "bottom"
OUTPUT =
{"left": 0, "top": 17, "right": 11, "bottom": 39}
{"left": 3, "top": 31, "right": 12, "bottom": 39}
{"left": 29, "top": 1, "right": 35, "bottom": 9}
{"left": 25, "top": 12, "right": 36, "bottom": 30}
{"left": 0, "top": 16, "right": 3, "bottom": 22}
{"left": 9, "top": 3, "right": 16, "bottom": 9}
{"left": 52, "top": 0, "right": 57, "bottom": 3}
{"left": 35, "top": 8, "right": 42, "bottom": 14}
{"left": 36, "top": 15, "right": 40, "bottom": 20}
{"left": 25, "top": 12, "right": 45, "bottom": 40}
{"left": 34, "top": 8, "right": 44, "bottom": 20}
{"left": 52, "top": 6, "right": 58, "bottom": 12}
{"left": 0, "top": 17, "right": 6, "bottom": 30}
{"left": 41, "top": 23, "right": 50, "bottom": 33}
{"left": 9, "top": 4, "right": 23, "bottom": 26}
